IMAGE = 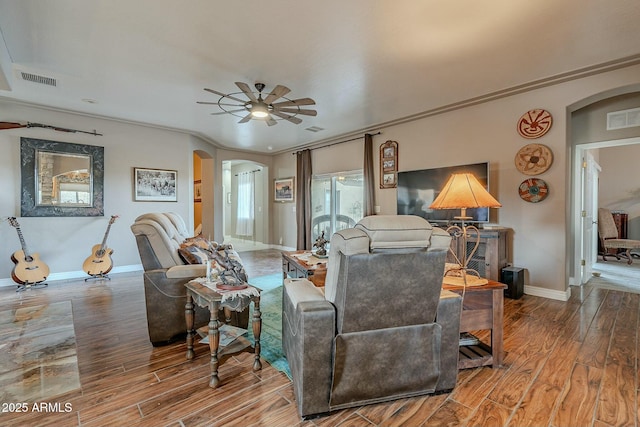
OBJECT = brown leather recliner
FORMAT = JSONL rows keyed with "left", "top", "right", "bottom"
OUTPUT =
{"left": 131, "top": 212, "right": 248, "bottom": 346}
{"left": 282, "top": 215, "right": 462, "bottom": 418}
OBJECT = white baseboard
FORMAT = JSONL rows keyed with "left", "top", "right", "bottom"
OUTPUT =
{"left": 524, "top": 284, "right": 571, "bottom": 301}
{"left": 107, "top": 264, "right": 144, "bottom": 275}
{"left": 0, "top": 264, "right": 143, "bottom": 288}
{"left": 0, "top": 278, "right": 16, "bottom": 288}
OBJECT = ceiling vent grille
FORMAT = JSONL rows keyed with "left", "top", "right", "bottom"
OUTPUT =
{"left": 607, "top": 107, "right": 640, "bottom": 130}
{"left": 305, "top": 126, "right": 324, "bottom": 132}
{"left": 20, "top": 71, "right": 57, "bottom": 87}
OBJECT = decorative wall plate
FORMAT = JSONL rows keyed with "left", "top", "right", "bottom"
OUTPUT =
{"left": 514, "top": 143, "right": 553, "bottom": 175}
{"left": 517, "top": 109, "right": 552, "bottom": 139}
{"left": 519, "top": 178, "right": 549, "bottom": 203}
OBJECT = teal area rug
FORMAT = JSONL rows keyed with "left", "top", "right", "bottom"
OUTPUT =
{"left": 248, "top": 273, "right": 283, "bottom": 292}
{"left": 245, "top": 284, "right": 291, "bottom": 379}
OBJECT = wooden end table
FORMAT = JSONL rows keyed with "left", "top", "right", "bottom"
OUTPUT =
{"left": 282, "top": 250, "right": 327, "bottom": 287}
{"left": 185, "top": 280, "right": 262, "bottom": 388}
{"left": 443, "top": 280, "right": 507, "bottom": 369}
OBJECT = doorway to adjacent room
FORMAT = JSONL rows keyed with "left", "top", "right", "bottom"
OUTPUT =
{"left": 222, "top": 160, "right": 269, "bottom": 252}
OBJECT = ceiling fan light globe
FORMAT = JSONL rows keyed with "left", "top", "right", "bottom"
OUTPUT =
{"left": 251, "top": 110, "right": 269, "bottom": 118}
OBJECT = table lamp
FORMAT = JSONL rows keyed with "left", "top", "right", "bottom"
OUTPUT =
{"left": 429, "top": 172, "right": 501, "bottom": 286}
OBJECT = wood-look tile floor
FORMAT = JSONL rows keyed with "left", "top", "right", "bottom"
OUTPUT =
{"left": 0, "top": 250, "right": 638, "bottom": 427}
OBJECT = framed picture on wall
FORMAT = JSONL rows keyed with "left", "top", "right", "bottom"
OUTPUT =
{"left": 133, "top": 167, "right": 177, "bottom": 202}
{"left": 382, "top": 173, "right": 396, "bottom": 187}
{"left": 380, "top": 140, "right": 398, "bottom": 189}
{"left": 194, "top": 180, "right": 202, "bottom": 202}
{"left": 274, "top": 177, "right": 295, "bottom": 202}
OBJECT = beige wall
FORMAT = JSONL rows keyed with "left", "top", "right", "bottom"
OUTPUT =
{"left": 2, "top": 63, "right": 640, "bottom": 296}
{"left": 213, "top": 150, "right": 272, "bottom": 244}
{"left": 598, "top": 144, "right": 640, "bottom": 240}
{"left": 572, "top": 93, "right": 640, "bottom": 233}
{"left": 271, "top": 152, "right": 297, "bottom": 247}
{"left": 271, "top": 63, "right": 640, "bottom": 298}
{"left": 228, "top": 161, "right": 268, "bottom": 244}
{"left": 0, "top": 102, "right": 202, "bottom": 284}
{"left": 572, "top": 92, "right": 640, "bottom": 144}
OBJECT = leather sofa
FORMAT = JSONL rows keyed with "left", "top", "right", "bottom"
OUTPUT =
{"left": 282, "top": 215, "right": 462, "bottom": 418}
{"left": 131, "top": 212, "right": 249, "bottom": 345}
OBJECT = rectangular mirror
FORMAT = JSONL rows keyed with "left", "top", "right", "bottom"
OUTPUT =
{"left": 36, "top": 151, "right": 92, "bottom": 206}
{"left": 21, "top": 137, "right": 104, "bottom": 217}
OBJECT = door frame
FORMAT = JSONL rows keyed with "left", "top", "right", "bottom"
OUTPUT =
{"left": 579, "top": 150, "right": 600, "bottom": 284}
{"left": 572, "top": 137, "right": 640, "bottom": 285}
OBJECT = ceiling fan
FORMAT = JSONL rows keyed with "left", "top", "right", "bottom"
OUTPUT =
{"left": 197, "top": 82, "right": 316, "bottom": 126}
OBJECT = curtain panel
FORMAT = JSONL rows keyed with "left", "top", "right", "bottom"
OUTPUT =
{"left": 363, "top": 133, "right": 376, "bottom": 217}
{"left": 296, "top": 149, "right": 313, "bottom": 250}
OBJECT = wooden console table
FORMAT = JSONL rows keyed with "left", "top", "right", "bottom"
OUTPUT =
{"left": 443, "top": 280, "right": 507, "bottom": 369}
{"left": 185, "top": 280, "right": 262, "bottom": 388}
{"left": 282, "top": 250, "right": 327, "bottom": 287}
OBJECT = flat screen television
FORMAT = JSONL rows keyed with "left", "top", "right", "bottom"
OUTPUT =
{"left": 397, "top": 162, "right": 490, "bottom": 224}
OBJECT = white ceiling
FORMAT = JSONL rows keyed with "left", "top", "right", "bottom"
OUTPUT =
{"left": 0, "top": 0, "right": 639, "bottom": 154}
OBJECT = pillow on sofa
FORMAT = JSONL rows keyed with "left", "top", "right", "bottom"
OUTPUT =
{"left": 178, "top": 245, "right": 211, "bottom": 265}
{"left": 181, "top": 236, "right": 216, "bottom": 250}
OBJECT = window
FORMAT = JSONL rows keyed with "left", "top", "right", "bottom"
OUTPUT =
{"left": 311, "top": 170, "right": 364, "bottom": 242}
{"left": 236, "top": 172, "right": 255, "bottom": 237}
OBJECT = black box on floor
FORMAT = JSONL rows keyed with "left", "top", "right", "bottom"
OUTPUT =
{"left": 501, "top": 266, "right": 524, "bottom": 299}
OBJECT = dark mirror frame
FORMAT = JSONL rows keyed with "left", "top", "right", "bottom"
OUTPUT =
{"left": 21, "top": 137, "right": 104, "bottom": 217}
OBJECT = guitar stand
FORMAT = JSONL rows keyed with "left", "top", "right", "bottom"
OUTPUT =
{"left": 85, "top": 273, "right": 111, "bottom": 282}
{"left": 16, "top": 281, "right": 48, "bottom": 292}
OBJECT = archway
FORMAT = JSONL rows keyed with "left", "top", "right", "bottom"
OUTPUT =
{"left": 193, "top": 150, "right": 215, "bottom": 239}
{"left": 222, "top": 159, "right": 269, "bottom": 251}
{"left": 568, "top": 84, "right": 640, "bottom": 286}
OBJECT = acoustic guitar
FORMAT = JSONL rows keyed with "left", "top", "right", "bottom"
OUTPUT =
{"left": 8, "top": 217, "right": 50, "bottom": 285}
{"left": 83, "top": 215, "right": 118, "bottom": 277}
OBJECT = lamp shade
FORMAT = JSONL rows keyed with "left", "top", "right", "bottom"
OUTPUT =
{"left": 429, "top": 173, "right": 501, "bottom": 210}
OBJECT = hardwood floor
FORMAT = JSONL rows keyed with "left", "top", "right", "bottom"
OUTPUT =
{"left": 1, "top": 251, "right": 638, "bottom": 427}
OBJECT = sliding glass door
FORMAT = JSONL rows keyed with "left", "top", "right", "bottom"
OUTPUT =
{"left": 311, "top": 170, "right": 364, "bottom": 242}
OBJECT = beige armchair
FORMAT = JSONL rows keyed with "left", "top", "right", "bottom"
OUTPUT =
{"left": 131, "top": 212, "right": 248, "bottom": 345}
{"left": 598, "top": 208, "right": 640, "bottom": 264}
{"left": 282, "top": 215, "right": 462, "bottom": 418}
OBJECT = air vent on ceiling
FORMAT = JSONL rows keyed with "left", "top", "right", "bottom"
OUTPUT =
{"left": 20, "top": 71, "right": 57, "bottom": 87}
{"left": 607, "top": 107, "right": 640, "bottom": 130}
{"left": 305, "top": 126, "right": 324, "bottom": 132}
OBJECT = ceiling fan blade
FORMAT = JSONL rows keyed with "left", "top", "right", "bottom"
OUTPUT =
{"left": 276, "top": 107, "right": 317, "bottom": 116}
{"left": 238, "top": 113, "right": 253, "bottom": 123}
{"left": 264, "top": 85, "right": 291, "bottom": 105}
{"left": 235, "top": 82, "right": 257, "bottom": 102}
{"left": 270, "top": 110, "right": 302, "bottom": 124}
{"left": 271, "top": 97, "right": 316, "bottom": 107}
{"left": 197, "top": 101, "right": 244, "bottom": 107}
{"left": 204, "top": 88, "right": 246, "bottom": 104}
{"left": 266, "top": 117, "right": 278, "bottom": 126}
{"left": 211, "top": 109, "right": 246, "bottom": 115}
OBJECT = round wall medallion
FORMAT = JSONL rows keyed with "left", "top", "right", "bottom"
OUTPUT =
{"left": 514, "top": 143, "right": 553, "bottom": 175}
{"left": 519, "top": 178, "right": 549, "bottom": 203}
{"left": 517, "top": 109, "right": 552, "bottom": 139}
